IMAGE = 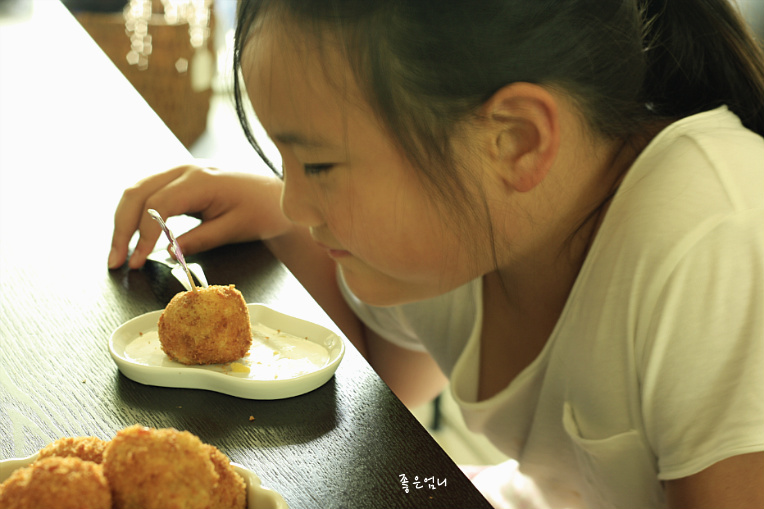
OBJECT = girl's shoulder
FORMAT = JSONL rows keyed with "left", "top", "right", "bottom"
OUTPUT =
{"left": 579, "top": 105, "right": 763, "bottom": 318}
{"left": 603, "top": 107, "right": 763, "bottom": 249}
{"left": 622, "top": 106, "right": 763, "bottom": 212}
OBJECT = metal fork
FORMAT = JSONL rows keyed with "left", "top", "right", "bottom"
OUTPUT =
{"left": 146, "top": 250, "right": 209, "bottom": 291}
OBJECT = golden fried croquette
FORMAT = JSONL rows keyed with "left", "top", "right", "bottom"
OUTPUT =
{"left": 206, "top": 444, "right": 247, "bottom": 509}
{"left": 37, "top": 436, "right": 107, "bottom": 464}
{"left": 158, "top": 284, "right": 252, "bottom": 365}
{"left": 103, "top": 425, "right": 219, "bottom": 509}
{"left": 0, "top": 457, "right": 111, "bottom": 509}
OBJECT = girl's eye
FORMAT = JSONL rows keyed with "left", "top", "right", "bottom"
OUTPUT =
{"left": 303, "top": 163, "right": 335, "bottom": 175}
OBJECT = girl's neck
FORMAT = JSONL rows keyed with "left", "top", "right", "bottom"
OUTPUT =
{"left": 493, "top": 121, "right": 663, "bottom": 320}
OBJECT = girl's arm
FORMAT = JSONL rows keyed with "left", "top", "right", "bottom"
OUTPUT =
{"left": 108, "top": 165, "right": 292, "bottom": 270}
{"left": 666, "top": 452, "right": 764, "bottom": 508}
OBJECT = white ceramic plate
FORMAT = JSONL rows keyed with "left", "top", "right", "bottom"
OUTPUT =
{"left": 109, "top": 303, "right": 345, "bottom": 399}
{"left": 0, "top": 454, "right": 288, "bottom": 508}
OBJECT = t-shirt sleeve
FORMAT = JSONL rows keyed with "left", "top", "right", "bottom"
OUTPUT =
{"left": 638, "top": 208, "right": 764, "bottom": 480}
{"left": 336, "top": 269, "right": 428, "bottom": 352}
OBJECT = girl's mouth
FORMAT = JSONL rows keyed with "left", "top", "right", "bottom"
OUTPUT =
{"left": 327, "top": 249, "right": 351, "bottom": 258}
{"left": 316, "top": 241, "right": 351, "bottom": 259}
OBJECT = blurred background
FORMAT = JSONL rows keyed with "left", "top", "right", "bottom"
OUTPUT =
{"left": 57, "top": 0, "right": 763, "bottom": 468}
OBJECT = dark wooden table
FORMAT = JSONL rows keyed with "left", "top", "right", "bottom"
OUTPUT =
{"left": 0, "top": 2, "right": 492, "bottom": 508}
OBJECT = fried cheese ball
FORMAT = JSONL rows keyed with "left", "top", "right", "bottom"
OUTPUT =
{"left": 0, "top": 457, "right": 111, "bottom": 509}
{"left": 206, "top": 444, "right": 247, "bottom": 509}
{"left": 158, "top": 284, "right": 252, "bottom": 365}
{"left": 103, "top": 425, "right": 219, "bottom": 509}
{"left": 37, "top": 436, "right": 107, "bottom": 464}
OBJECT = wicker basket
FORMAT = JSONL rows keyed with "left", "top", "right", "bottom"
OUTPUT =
{"left": 75, "top": 9, "right": 214, "bottom": 148}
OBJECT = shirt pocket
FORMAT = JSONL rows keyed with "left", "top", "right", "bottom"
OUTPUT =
{"left": 562, "top": 402, "right": 665, "bottom": 509}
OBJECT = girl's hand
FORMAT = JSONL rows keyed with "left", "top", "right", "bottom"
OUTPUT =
{"left": 108, "top": 164, "right": 290, "bottom": 269}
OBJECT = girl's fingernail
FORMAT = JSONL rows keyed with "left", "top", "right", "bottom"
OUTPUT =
{"left": 108, "top": 248, "right": 120, "bottom": 269}
{"left": 128, "top": 254, "right": 143, "bottom": 270}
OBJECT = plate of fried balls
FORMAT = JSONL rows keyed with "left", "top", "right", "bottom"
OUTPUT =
{"left": 0, "top": 425, "right": 287, "bottom": 509}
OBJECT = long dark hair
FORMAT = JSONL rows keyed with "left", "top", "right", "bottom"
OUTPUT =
{"left": 640, "top": 0, "right": 764, "bottom": 134}
{"left": 233, "top": 0, "right": 764, "bottom": 187}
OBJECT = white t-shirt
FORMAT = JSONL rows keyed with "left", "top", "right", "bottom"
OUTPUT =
{"left": 339, "top": 107, "right": 764, "bottom": 509}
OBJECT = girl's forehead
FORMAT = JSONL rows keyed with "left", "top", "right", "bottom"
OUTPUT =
{"left": 242, "top": 22, "right": 373, "bottom": 138}
{"left": 243, "top": 14, "right": 348, "bottom": 86}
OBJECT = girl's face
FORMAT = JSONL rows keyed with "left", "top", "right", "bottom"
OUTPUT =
{"left": 242, "top": 21, "right": 495, "bottom": 306}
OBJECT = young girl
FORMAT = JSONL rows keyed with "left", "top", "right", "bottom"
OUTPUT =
{"left": 108, "top": 1, "right": 764, "bottom": 507}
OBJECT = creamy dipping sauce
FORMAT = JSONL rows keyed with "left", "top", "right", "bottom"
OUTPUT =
{"left": 123, "top": 323, "right": 331, "bottom": 381}
{"left": 245, "top": 324, "right": 331, "bottom": 379}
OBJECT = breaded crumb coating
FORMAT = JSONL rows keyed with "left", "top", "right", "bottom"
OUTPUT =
{"left": 37, "top": 436, "right": 107, "bottom": 464}
{"left": 103, "top": 425, "right": 219, "bottom": 509}
{"left": 158, "top": 284, "right": 252, "bottom": 365}
{"left": 0, "top": 457, "right": 111, "bottom": 509}
{"left": 206, "top": 444, "right": 247, "bottom": 509}
{"left": 2, "top": 427, "right": 249, "bottom": 509}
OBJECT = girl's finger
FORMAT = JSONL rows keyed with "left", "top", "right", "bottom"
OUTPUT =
{"left": 109, "top": 165, "right": 195, "bottom": 268}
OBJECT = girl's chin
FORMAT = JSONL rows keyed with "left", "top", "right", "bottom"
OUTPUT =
{"left": 344, "top": 280, "right": 406, "bottom": 308}
{"left": 340, "top": 267, "right": 438, "bottom": 308}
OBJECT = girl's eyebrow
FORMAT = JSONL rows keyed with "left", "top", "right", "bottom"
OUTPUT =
{"left": 273, "top": 131, "right": 335, "bottom": 148}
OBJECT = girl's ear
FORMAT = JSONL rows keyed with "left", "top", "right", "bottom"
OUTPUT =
{"left": 482, "top": 83, "right": 560, "bottom": 193}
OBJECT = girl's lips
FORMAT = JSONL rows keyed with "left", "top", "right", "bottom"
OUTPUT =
{"left": 327, "top": 249, "right": 351, "bottom": 258}
{"left": 316, "top": 241, "right": 351, "bottom": 258}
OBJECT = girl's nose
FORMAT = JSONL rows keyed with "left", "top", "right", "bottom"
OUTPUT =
{"left": 280, "top": 165, "right": 323, "bottom": 228}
